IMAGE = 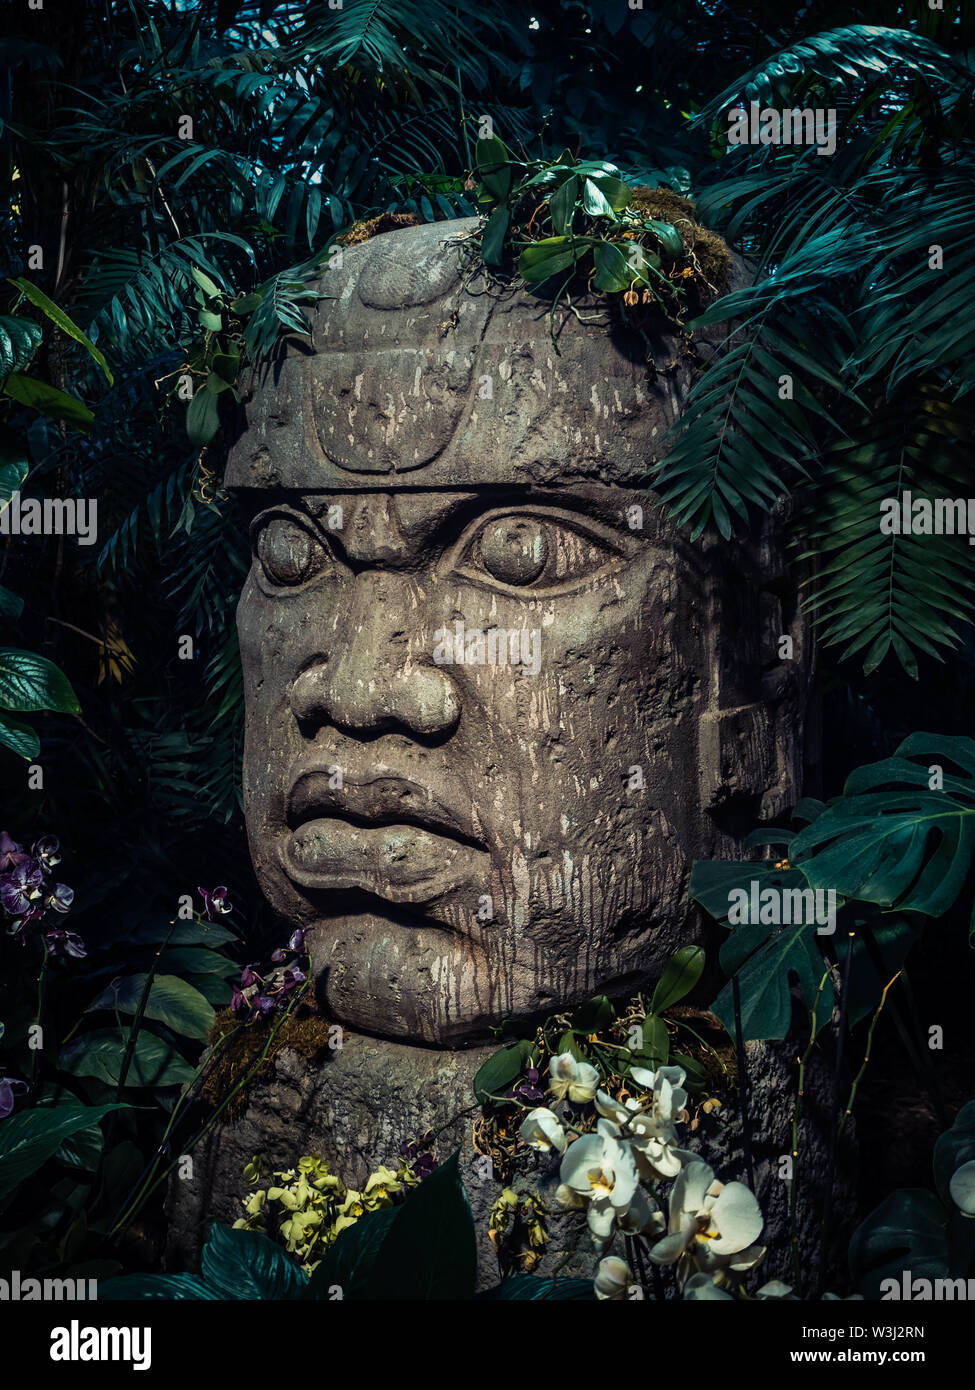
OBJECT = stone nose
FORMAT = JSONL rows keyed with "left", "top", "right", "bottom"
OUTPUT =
{"left": 288, "top": 572, "right": 460, "bottom": 737}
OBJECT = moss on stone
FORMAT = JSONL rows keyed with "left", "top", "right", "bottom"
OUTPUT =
{"left": 339, "top": 211, "right": 424, "bottom": 247}
{"left": 628, "top": 185, "right": 733, "bottom": 304}
{"left": 201, "top": 1007, "right": 334, "bottom": 1119}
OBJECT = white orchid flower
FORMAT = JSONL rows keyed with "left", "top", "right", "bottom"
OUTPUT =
{"left": 683, "top": 1272, "right": 735, "bottom": 1300}
{"left": 616, "top": 1184, "right": 663, "bottom": 1236}
{"left": 594, "top": 1256, "right": 633, "bottom": 1300}
{"left": 559, "top": 1118, "right": 640, "bottom": 1241}
{"left": 755, "top": 1279, "right": 796, "bottom": 1299}
{"left": 629, "top": 1065, "right": 689, "bottom": 1130}
{"left": 649, "top": 1160, "right": 763, "bottom": 1283}
{"left": 519, "top": 1106, "right": 567, "bottom": 1155}
{"left": 549, "top": 1052, "right": 600, "bottom": 1104}
{"left": 596, "top": 1069, "right": 691, "bottom": 1180}
{"left": 950, "top": 1159, "right": 975, "bottom": 1217}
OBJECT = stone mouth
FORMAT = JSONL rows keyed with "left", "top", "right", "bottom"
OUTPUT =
{"left": 279, "top": 815, "right": 488, "bottom": 906}
{"left": 286, "top": 769, "right": 484, "bottom": 850}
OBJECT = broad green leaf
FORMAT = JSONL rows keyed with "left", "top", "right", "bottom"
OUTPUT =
{"left": 201, "top": 1223, "right": 308, "bottom": 1299}
{"left": 3, "top": 374, "right": 93, "bottom": 429}
{"left": 650, "top": 945, "right": 706, "bottom": 1013}
{"left": 0, "top": 1104, "right": 127, "bottom": 1201}
{"left": 548, "top": 175, "right": 578, "bottom": 235}
{"left": 366, "top": 1151, "right": 476, "bottom": 1301}
{"left": 308, "top": 1207, "right": 397, "bottom": 1299}
{"left": 592, "top": 241, "right": 634, "bottom": 293}
{"left": 558, "top": 1029, "right": 586, "bottom": 1062}
{"left": 85, "top": 974, "right": 215, "bottom": 1042}
{"left": 189, "top": 265, "right": 224, "bottom": 301}
{"left": 0, "top": 459, "right": 27, "bottom": 510}
{"left": 671, "top": 1052, "right": 706, "bottom": 1086}
{"left": 480, "top": 1274, "right": 595, "bottom": 1299}
{"left": 199, "top": 309, "right": 223, "bottom": 332}
{"left": 0, "top": 314, "right": 42, "bottom": 378}
{"left": 473, "top": 1040, "right": 532, "bottom": 1102}
{"left": 518, "top": 237, "right": 584, "bottom": 284}
{"left": 519, "top": 236, "right": 571, "bottom": 267}
{"left": 691, "top": 859, "right": 834, "bottom": 1040}
{"left": 0, "top": 710, "right": 40, "bottom": 759}
{"left": 211, "top": 349, "right": 240, "bottom": 384}
{"left": 711, "top": 917, "right": 831, "bottom": 1041}
{"left": 791, "top": 735, "right": 975, "bottom": 918}
{"left": 934, "top": 1101, "right": 975, "bottom": 1207}
{"left": 849, "top": 1189, "right": 948, "bottom": 1299}
{"left": 0, "top": 647, "right": 80, "bottom": 714}
{"left": 9, "top": 278, "right": 113, "bottom": 384}
{"left": 55, "top": 1121, "right": 104, "bottom": 1171}
{"left": 481, "top": 206, "right": 510, "bottom": 267}
{"left": 186, "top": 385, "right": 221, "bottom": 447}
{"left": 591, "top": 175, "right": 631, "bottom": 212}
{"left": 646, "top": 218, "right": 683, "bottom": 257}
{"left": 0, "top": 584, "right": 24, "bottom": 620}
{"left": 60, "top": 1028, "right": 195, "bottom": 1088}
{"left": 475, "top": 135, "right": 513, "bottom": 200}
{"left": 640, "top": 1013, "right": 669, "bottom": 1064}
{"left": 231, "top": 292, "right": 263, "bottom": 314}
{"left": 833, "top": 917, "right": 918, "bottom": 1028}
{"left": 156, "top": 946, "right": 238, "bottom": 978}
{"left": 582, "top": 178, "right": 614, "bottom": 219}
{"left": 570, "top": 994, "right": 615, "bottom": 1031}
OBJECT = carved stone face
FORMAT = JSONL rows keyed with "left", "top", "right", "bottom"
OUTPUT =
{"left": 228, "top": 219, "right": 804, "bottom": 1043}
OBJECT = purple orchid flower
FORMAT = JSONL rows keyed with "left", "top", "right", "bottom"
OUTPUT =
{"left": 32, "top": 835, "right": 61, "bottom": 868}
{"left": 1, "top": 860, "right": 45, "bottom": 918}
{"left": 43, "top": 927, "right": 87, "bottom": 959}
{"left": 507, "top": 1065, "right": 545, "bottom": 1104}
{"left": 0, "top": 1071, "right": 29, "bottom": 1120}
{"left": 0, "top": 833, "right": 29, "bottom": 872}
{"left": 401, "top": 1132, "right": 437, "bottom": 1180}
{"left": 198, "top": 885, "right": 231, "bottom": 920}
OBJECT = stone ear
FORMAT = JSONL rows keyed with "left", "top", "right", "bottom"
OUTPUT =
{"left": 356, "top": 223, "right": 466, "bottom": 309}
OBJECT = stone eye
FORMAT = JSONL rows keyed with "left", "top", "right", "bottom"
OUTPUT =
{"left": 478, "top": 518, "right": 549, "bottom": 586}
{"left": 458, "top": 511, "right": 624, "bottom": 594}
{"left": 255, "top": 516, "right": 324, "bottom": 588}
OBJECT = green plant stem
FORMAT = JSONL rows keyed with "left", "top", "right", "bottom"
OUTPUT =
{"left": 838, "top": 971, "right": 899, "bottom": 1142}
{"left": 108, "top": 1016, "right": 245, "bottom": 1237}
{"left": 817, "top": 930, "right": 855, "bottom": 1292}
{"left": 629, "top": 1231, "right": 652, "bottom": 1298}
{"left": 28, "top": 940, "right": 50, "bottom": 1093}
{"left": 731, "top": 974, "right": 754, "bottom": 1191}
{"left": 110, "top": 980, "right": 310, "bottom": 1238}
{"left": 115, "top": 924, "right": 176, "bottom": 1098}
{"left": 791, "top": 970, "right": 829, "bottom": 1294}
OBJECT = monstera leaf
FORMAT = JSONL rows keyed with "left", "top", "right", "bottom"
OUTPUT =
{"left": 690, "top": 858, "right": 834, "bottom": 1040}
{"left": 791, "top": 734, "right": 975, "bottom": 922}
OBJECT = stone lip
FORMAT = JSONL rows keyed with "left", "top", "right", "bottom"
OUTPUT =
{"left": 165, "top": 1028, "right": 857, "bottom": 1297}
{"left": 224, "top": 217, "right": 735, "bottom": 493}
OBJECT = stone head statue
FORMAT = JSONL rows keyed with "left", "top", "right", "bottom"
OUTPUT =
{"left": 225, "top": 217, "right": 810, "bottom": 1045}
